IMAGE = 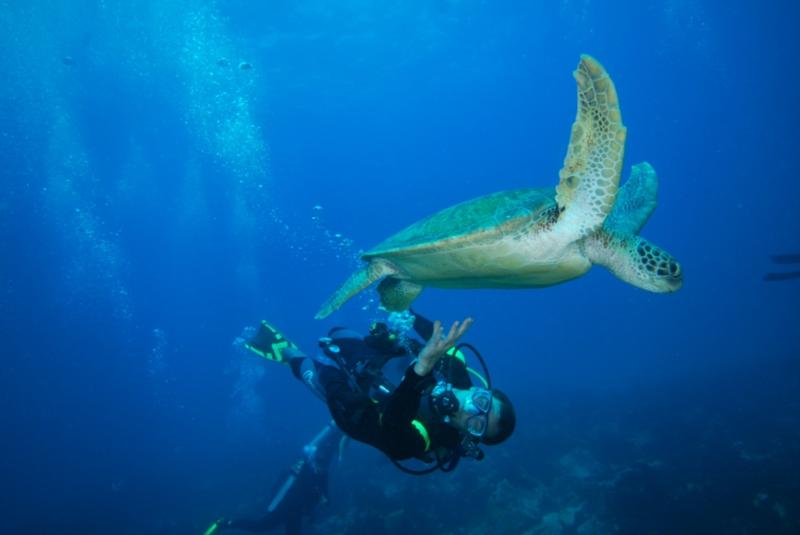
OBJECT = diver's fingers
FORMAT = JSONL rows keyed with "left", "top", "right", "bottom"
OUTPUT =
{"left": 445, "top": 317, "right": 472, "bottom": 346}
{"left": 443, "top": 320, "right": 461, "bottom": 346}
{"left": 425, "top": 320, "right": 443, "bottom": 352}
{"left": 430, "top": 320, "right": 442, "bottom": 342}
{"left": 428, "top": 320, "right": 440, "bottom": 338}
{"left": 447, "top": 320, "right": 470, "bottom": 350}
{"left": 455, "top": 317, "right": 474, "bottom": 340}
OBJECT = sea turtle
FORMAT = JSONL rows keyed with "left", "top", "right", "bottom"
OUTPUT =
{"left": 316, "top": 55, "right": 682, "bottom": 319}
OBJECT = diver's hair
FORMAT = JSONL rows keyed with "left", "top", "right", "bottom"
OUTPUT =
{"left": 482, "top": 388, "right": 515, "bottom": 446}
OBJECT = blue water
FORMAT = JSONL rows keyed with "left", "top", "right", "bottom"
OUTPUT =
{"left": 1, "top": 1, "right": 798, "bottom": 534}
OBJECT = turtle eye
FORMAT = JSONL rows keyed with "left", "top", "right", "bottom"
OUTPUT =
{"left": 668, "top": 261, "right": 680, "bottom": 277}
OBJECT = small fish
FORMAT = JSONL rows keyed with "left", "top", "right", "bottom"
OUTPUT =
{"left": 771, "top": 253, "right": 800, "bottom": 264}
{"left": 764, "top": 271, "right": 800, "bottom": 282}
{"left": 764, "top": 253, "right": 800, "bottom": 282}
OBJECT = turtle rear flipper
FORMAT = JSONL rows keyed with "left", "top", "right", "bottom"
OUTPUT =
{"left": 604, "top": 162, "right": 658, "bottom": 236}
{"left": 315, "top": 260, "right": 398, "bottom": 319}
{"left": 377, "top": 278, "right": 423, "bottom": 312}
{"left": 556, "top": 55, "right": 627, "bottom": 240}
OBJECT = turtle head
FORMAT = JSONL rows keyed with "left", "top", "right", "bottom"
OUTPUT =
{"left": 585, "top": 232, "right": 682, "bottom": 293}
{"left": 628, "top": 237, "right": 683, "bottom": 292}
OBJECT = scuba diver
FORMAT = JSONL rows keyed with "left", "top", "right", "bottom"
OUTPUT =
{"left": 244, "top": 310, "right": 516, "bottom": 474}
{"left": 205, "top": 422, "right": 343, "bottom": 535}
{"left": 764, "top": 253, "right": 800, "bottom": 281}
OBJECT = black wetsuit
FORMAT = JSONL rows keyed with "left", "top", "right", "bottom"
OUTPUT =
{"left": 225, "top": 425, "right": 340, "bottom": 535}
{"left": 312, "top": 312, "right": 473, "bottom": 461}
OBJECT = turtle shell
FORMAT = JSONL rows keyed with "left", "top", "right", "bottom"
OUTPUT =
{"left": 364, "top": 187, "right": 558, "bottom": 259}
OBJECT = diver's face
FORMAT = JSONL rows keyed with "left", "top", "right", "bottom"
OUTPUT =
{"left": 450, "top": 387, "right": 501, "bottom": 440}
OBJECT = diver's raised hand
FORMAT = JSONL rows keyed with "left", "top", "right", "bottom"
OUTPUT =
{"left": 414, "top": 317, "right": 473, "bottom": 376}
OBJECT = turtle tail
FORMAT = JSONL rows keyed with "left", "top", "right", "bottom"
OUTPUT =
{"left": 315, "top": 260, "right": 398, "bottom": 319}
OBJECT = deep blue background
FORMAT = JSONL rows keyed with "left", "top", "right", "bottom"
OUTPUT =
{"left": 1, "top": 1, "right": 798, "bottom": 534}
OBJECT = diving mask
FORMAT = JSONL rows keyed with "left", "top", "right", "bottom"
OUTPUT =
{"left": 430, "top": 383, "right": 493, "bottom": 437}
{"left": 464, "top": 388, "right": 493, "bottom": 437}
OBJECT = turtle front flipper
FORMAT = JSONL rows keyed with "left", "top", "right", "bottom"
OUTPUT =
{"left": 556, "top": 55, "right": 627, "bottom": 240}
{"left": 315, "top": 259, "right": 399, "bottom": 319}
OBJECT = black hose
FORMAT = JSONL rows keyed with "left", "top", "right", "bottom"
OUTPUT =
{"left": 455, "top": 342, "right": 492, "bottom": 390}
{"left": 390, "top": 457, "right": 440, "bottom": 476}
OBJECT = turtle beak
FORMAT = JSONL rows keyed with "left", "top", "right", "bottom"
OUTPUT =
{"left": 665, "top": 260, "right": 682, "bottom": 290}
{"left": 665, "top": 273, "right": 682, "bottom": 292}
{"left": 655, "top": 259, "right": 682, "bottom": 292}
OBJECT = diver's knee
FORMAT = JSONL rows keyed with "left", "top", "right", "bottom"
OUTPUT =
{"left": 293, "top": 357, "right": 329, "bottom": 402}
{"left": 289, "top": 356, "right": 306, "bottom": 380}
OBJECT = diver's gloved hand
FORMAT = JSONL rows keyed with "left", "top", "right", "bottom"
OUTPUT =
{"left": 414, "top": 317, "right": 473, "bottom": 376}
{"left": 243, "top": 321, "right": 298, "bottom": 365}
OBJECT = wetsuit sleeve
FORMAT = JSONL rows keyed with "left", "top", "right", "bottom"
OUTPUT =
{"left": 379, "top": 366, "right": 434, "bottom": 459}
{"left": 410, "top": 309, "right": 435, "bottom": 340}
{"left": 267, "top": 468, "right": 294, "bottom": 496}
